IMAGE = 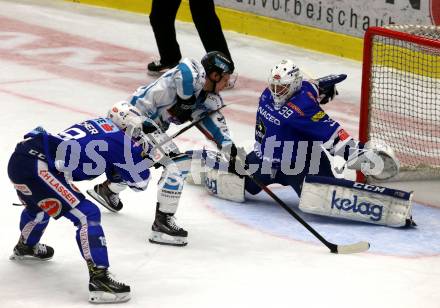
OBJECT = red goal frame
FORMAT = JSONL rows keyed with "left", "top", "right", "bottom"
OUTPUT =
{"left": 356, "top": 26, "right": 440, "bottom": 182}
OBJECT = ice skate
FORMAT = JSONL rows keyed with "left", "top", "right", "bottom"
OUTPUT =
{"left": 149, "top": 206, "right": 188, "bottom": 247}
{"left": 87, "top": 181, "right": 123, "bottom": 212}
{"left": 10, "top": 238, "right": 54, "bottom": 261}
{"left": 88, "top": 262, "right": 131, "bottom": 304}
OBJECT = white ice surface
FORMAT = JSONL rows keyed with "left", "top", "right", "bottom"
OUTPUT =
{"left": 0, "top": 1, "right": 439, "bottom": 307}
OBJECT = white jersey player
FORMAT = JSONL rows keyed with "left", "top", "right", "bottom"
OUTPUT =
{"left": 88, "top": 51, "right": 238, "bottom": 246}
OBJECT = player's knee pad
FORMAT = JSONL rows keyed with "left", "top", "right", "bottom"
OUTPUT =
{"left": 66, "top": 200, "right": 109, "bottom": 267}
{"left": 299, "top": 175, "right": 415, "bottom": 227}
{"left": 204, "top": 169, "right": 245, "bottom": 203}
{"left": 66, "top": 199, "right": 102, "bottom": 226}
{"left": 19, "top": 209, "right": 50, "bottom": 246}
{"left": 157, "top": 168, "right": 188, "bottom": 213}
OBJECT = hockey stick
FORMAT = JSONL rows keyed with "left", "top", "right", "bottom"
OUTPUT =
{"left": 241, "top": 169, "right": 370, "bottom": 254}
{"left": 148, "top": 104, "right": 227, "bottom": 152}
{"left": 195, "top": 124, "right": 369, "bottom": 253}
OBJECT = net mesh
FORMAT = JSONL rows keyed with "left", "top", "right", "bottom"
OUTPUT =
{"left": 368, "top": 25, "right": 440, "bottom": 181}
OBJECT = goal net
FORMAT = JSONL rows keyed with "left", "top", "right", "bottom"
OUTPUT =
{"left": 358, "top": 25, "right": 440, "bottom": 182}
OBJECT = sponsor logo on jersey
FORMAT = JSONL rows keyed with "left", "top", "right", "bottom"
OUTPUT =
{"left": 38, "top": 198, "right": 62, "bottom": 217}
{"left": 79, "top": 224, "right": 92, "bottom": 260}
{"left": 255, "top": 117, "right": 266, "bottom": 143}
{"left": 38, "top": 162, "right": 80, "bottom": 207}
{"left": 337, "top": 129, "right": 350, "bottom": 141}
{"left": 217, "top": 116, "right": 226, "bottom": 124}
{"left": 90, "top": 118, "right": 119, "bottom": 134}
{"left": 311, "top": 111, "right": 326, "bottom": 122}
{"left": 306, "top": 91, "right": 317, "bottom": 102}
{"left": 323, "top": 118, "right": 337, "bottom": 127}
{"left": 28, "top": 149, "right": 46, "bottom": 160}
{"left": 286, "top": 102, "right": 304, "bottom": 116}
{"left": 13, "top": 183, "right": 32, "bottom": 195}
{"left": 258, "top": 106, "right": 281, "bottom": 125}
{"left": 101, "top": 123, "right": 113, "bottom": 132}
{"left": 331, "top": 190, "right": 383, "bottom": 221}
{"left": 78, "top": 121, "right": 99, "bottom": 135}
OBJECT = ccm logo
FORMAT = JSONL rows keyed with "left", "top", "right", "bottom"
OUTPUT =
{"left": 353, "top": 182, "right": 385, "bottom": 193}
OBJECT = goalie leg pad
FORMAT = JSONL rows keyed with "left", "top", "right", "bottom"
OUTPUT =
{"left": 204, "top": 169, "right": 245, "bottom": 203}
{"left": 299, "top": 175, "right": 414, "bottom": 227}
{"left": 185, "top": 149, "right": 225, "bottom": 185}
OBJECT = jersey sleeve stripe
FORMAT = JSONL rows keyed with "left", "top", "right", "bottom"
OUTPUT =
{"left": 177, "top": 63, "right": 194, "bottom": 96}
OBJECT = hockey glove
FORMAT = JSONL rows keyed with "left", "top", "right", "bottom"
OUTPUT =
{"left": 167, "top": 95, "right": 196, "bottom": 123}
{"left": 318, "top": 85, "right": 338, "bottom": 104}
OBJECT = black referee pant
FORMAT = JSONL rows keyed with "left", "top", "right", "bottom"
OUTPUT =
{"left": 149, "top": 0, "right": 232, "bottom": 65}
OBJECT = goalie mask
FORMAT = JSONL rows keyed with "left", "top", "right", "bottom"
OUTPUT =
{"left": 108, "top": 101, "right": 145, "bottom": 141}
{"left": 268, "top": 59, "right": 303, "bottom": 110}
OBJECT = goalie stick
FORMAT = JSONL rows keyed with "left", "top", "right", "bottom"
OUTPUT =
{"left": 196, "top": 124, "right": 370, "bottom": 254}
{"left": 242, "top": 169, "right": 370, "bottom": 254}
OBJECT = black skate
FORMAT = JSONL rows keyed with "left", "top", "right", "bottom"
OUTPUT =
{"left": 10, "top": 238, "right": 54, "bottom": 261}
{"left": 88, "top": 262, "right": 131, "bottom": 303}
{"left": 147, "top": 59, "right": 178, "bottom": 76}
{"left": 87, "top": 182, "right": 123, "bottom": 212}
{"left": 149, "top": 207, "right": 188, "bottom": 247}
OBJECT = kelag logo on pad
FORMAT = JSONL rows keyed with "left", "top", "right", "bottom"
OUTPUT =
{"left": 330, "top": 190, "right": 383, "bottom": 221}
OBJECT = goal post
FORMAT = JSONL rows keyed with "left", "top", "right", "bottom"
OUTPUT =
{"left": 357, "top": 25, "right": 440, "bottom": 182}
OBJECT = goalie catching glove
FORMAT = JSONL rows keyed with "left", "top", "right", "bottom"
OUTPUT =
{"left": 346, "top": 139, "right": 400, "bottom": 181}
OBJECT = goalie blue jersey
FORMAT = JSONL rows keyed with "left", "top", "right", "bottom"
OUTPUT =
{"left": 19, "top": 118, "right": 150, "bottom": 190}
{"left": 254, "top": 80, "right": 348, "bottom": 167}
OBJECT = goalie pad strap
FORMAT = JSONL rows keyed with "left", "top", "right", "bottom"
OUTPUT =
{"left": 299, "top": 176, "right": 413, "bottom": 227}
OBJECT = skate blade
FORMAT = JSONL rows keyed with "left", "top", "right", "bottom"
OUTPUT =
{"left": 149, "top": 231, "right": 188, "bottom": 247}
{"left": 86, "top": 189, "right": 119, "bottom": 213}
{"left": 9, "top": 254, "right": 53, "bottom": 261}
{"left": 89, "top": 291, "right": 131, "bottom": 304}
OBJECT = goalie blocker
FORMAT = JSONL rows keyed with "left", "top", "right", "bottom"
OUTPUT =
{"left": 299, "top": 175, "right": 415, "bottom": 228}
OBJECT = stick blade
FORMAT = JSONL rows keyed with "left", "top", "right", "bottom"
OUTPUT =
{"left": 336, "top": 241, "right": 370, "bottom": 254}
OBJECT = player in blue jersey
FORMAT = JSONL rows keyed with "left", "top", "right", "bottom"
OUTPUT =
{"left": 188, "top": 59, "right": 396, "bottom": 203}
{"left": 7, "top": 102, "right": 152, "bottom": 303}
{"left": 88, "top": 51, "right": 238, "bottom": 246}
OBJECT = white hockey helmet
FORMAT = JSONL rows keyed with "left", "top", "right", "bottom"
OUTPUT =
{"left": 107, "top": 101, "right": 145, "bottom": 139}
{"left": 268, "top": 59, "right": 303, "bottom": 110}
